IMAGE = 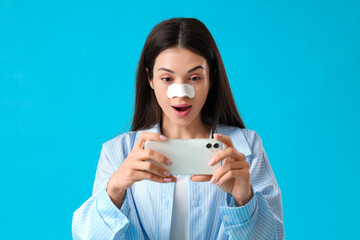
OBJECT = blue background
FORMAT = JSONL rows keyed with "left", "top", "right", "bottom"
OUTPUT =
{"left": 1, "top": 0, "right": 359, "bottom": 239}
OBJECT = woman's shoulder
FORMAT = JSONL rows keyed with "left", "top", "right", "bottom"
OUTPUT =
{"left": 101, "top": 130, "right": 138, "bottom": 153}
{"left": 101, "top": 123, "right": 161, "bottom": 153}
{"left": 217, "top": 125, "right": 262, "bottom": 155}
{"left": 217, "top": 124, "right": 257, "bottom": 140}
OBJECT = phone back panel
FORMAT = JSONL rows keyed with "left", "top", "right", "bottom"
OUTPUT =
{"left": 144, "top": 139, "right": 223, "bottom": 175}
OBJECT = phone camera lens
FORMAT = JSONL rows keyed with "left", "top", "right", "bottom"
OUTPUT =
{"left": 214, "top": 143, "right": 219, "bottom": 148}
{"left": 206, "top": 143, "right": 212, "bottom": 148}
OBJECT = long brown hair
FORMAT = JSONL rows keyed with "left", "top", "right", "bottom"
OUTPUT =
{"left": 130, "top": 17, "right": 245, "bottom": 135}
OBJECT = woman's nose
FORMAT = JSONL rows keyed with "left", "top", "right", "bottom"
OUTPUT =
{"left": 174, "top": 78, "right": 188, "bottom": 85}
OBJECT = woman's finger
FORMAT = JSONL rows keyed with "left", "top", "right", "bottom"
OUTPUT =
{"left": 210, "top": 161, "right": 250, "bottom": 184}
{"left": 134, "top": 131, "right": 168, "bottom": 150}
{"left": 135, "top": 148, "right": 172, "bottom": 169}
{"left": 213, "top": 133, "right": 233, "bottom": 148}
{"left": 132, "top": 169, "right": 177, "bottom": 183}
{"left": 214, "top": 168, "right": 248, "bottom": 186}
{"left": 208, "top": 147, "right": 246, "bottom": 166}
{"left": 130, "top": 160, "right": 173, "bottom": 178}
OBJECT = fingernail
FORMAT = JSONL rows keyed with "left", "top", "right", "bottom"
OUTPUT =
{"left": 163, "top": 171, "right": 171, "bottom": 177}
{"left": 214, "top": 133, "right": 221, "bottom": 138}
{"left": 215, "top": 181, "right": 219, "bottom": 186}
{"left": 166, "top": 159, "right": 173, "bottom": 166}
{"left": 160, "top": 135, "right": 168, "bottom": 141}
{"left": 208, "top": 158, "right": 215, "bottom": 166}
{"left": 164, "top": 178, "right": 172, "bottom": 182}
{"left": 210, "top": 176, "right": 215, "bottom": 184}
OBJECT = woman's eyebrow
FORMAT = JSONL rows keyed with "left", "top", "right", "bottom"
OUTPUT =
{"left": 157, "top": 65, "right": 204, "bottom": 74}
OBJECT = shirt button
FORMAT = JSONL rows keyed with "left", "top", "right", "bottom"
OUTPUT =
{"left": 165, "top": 200, "right": 170, "bottom": 209}
{"left": 192, "top": 200, "right": 197, "bottom": 206}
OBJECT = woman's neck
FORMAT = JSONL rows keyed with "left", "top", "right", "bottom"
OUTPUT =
{"left": 160, "top": 116, "right": 211, "bottom": 139}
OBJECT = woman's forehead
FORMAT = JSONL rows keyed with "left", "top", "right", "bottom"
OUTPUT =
{"left": 154, "top": 48, "right": 208, "bottom": 73}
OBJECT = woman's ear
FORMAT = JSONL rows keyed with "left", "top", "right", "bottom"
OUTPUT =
{"left": 146, "top": 68, "right": 154, "bottom": 89}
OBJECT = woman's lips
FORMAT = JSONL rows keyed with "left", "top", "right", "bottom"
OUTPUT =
{"left": 172, "top": 103, "right": 191, "bottom": 108}
{"left": 172, "top": 105, "right": 192, "bottom": 117}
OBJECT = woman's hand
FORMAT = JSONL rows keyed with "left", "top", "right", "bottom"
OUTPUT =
{"left": 190, "top": 133, "right": 253, "bottom": 206}
{"left": 106, "top": 132, "right": 177, "bottom": 208}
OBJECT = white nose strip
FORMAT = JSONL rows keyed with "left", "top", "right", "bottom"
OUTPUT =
{"left": 167, "top": 83, "right": 195, "bottom": 98}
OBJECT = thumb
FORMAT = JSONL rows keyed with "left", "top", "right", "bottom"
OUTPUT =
{"left": 190, "top": 175, "right": 212, "bottom": 182}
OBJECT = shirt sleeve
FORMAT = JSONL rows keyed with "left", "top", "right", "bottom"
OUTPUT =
{"left": 72, "top": 142, "right": 131, "bottom": 240}
{"left": 219, "top": 131, "right": 285, "bottom": 240}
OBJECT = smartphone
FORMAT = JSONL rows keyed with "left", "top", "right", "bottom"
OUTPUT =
{"left": 144, "top": 138, "right": 223, "bottom": 175}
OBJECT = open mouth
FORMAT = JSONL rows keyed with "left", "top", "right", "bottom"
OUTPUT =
{"left": 171, "top": 104, "right": 192, "bottom": 117}
{"left": 172, "top": 106, "right": 191, "bottom": 112}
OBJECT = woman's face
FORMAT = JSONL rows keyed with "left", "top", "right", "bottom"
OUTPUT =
{"left": 148, "top": 47, "right": 210, "bottom": 127}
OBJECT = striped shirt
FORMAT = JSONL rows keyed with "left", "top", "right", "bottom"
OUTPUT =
{"left": 72, "top": 122, "right": 284, "bottom": 239}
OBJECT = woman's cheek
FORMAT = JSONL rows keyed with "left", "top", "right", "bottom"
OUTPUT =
{"left": 156, "top": 87, "right": 170, "bottom": 107}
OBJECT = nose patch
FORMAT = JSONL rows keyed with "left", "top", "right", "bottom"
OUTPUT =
{"left": 167, "top": 83, "right": 195, "bottom": 98}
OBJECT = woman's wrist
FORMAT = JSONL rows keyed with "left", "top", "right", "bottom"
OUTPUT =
{"left": 106, "top": 182, "right": 127, "bottom": 209}
{"left": 233, "top": 186, "right": 253, "bottom": 207}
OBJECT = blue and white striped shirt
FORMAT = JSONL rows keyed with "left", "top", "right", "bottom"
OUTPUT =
{"left": 72, "top": 122, "right": 284, "bottom": 239}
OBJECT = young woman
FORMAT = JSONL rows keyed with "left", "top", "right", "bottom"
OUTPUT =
{"left": 72, "top": 17, "right": 284, "bottom": 239}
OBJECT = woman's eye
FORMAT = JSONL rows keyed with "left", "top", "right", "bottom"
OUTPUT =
{"left": 161, "top": 77, "right": 172, "bottom": 82}
{"left": 190, "top": 76, "right": 201, "bottom": 81}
